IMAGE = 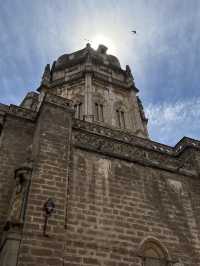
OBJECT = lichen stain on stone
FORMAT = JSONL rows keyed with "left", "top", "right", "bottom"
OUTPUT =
{"left": 97, "top": 158, "right": 111, "bottom": 199}
{"left": 167, "top": 179, "right": 184, "bottom": 196}
{"left": 97, "top": 158, "right": 111, "bottom": 180}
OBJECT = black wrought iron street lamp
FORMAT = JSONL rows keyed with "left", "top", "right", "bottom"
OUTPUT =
{"left": 43, "top": 198, "right": 55, "bottom": 236}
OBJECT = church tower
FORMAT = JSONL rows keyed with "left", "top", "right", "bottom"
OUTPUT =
{"left": 38, "top": 43, "right": 148, "bottom": 138}
{"left": 0, "top": 44, "right": 200, "bottom": 266}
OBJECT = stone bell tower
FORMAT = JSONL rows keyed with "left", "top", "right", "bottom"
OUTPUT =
{"left": 39, "top": 43, "right": 148, "bottom": 138}
{"left": 1, "top": 43, "right": 200, "bottom": 266}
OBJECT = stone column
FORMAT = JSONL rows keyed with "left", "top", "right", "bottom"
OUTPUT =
{"left": 83, "top": 56, "right": 94, "bottom": 122}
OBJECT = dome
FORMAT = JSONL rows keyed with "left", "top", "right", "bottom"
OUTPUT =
{"left": 55, "top": 54, "right": 69, "bottom": 68}
{"left": 108, "top": 54, "right": 121, "bottom": 68}
{"left": 53, "top": 44, "right": 121, "bottom": 71}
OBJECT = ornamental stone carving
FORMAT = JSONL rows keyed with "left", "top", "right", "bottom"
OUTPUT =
{"left": 5, "top": 166, "right": 32, "bottom": 229}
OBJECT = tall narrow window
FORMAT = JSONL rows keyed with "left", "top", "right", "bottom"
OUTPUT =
{"left": 78, "top": 103, "right": 82, "bottom": 119}
{"left": 95, "top": 103, "right": 99, "bottom": 121}
{"left": 100, "top": 104, "right": 104, "bottom": 122}
{"left": 116, "top": 110, "right": 126, "bottom": 129}
{"left": 74, "top": 104, "right": 77, "bottom": 118}
{"left": 95, "top": 103, "right": 104, "bottom": 122}
{"left": 116, "top": 110, "right": 121, "bottom": 128}
{"left": 74, "top": 103, "right": 82, "bottom": 119}
{"left": 121, "top": 111, "right": 125, "bottom": 129}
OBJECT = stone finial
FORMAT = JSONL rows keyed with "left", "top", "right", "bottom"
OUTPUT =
{"left": 41, "top": 64, "right": 51, "bottom": 85}
{"left": 97, "top": 44, "right": 108, "bottom": 54}
{"left": 137, "top": 96, "right": 148, "bottom": 122}
{"left": 126, "top": 65, "right": 133, "bottom": 78}
{"left": 85, "top": 44, "right": 92, "bottom": 69}
{"left": 86, "top": 43, "right": 91, "bottom": 48}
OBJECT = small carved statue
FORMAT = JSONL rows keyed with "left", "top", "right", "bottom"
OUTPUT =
{"left": 137, "top": 96, "right": 147, "bottom": 121}
{"left": 5, "top": 166, "right": 31, "bottom": 229}
{"left": 41, "top": 64, "right": 51, "bottom": 85}
{"left": 126, "top": 65, "right": 133, "bottom": 78}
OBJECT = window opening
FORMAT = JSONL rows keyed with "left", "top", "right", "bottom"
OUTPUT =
{"left": 116, "top": 110, "right": 121, "bottom": 128}
{"left": 116, "top": 109, "right": 125, "bottom": 129}
{"left": 78, "top": 103, "right": 82, "bottom": 119}
{"left": 121, "top": 111, "right": 125, "bottom": 128}
{"left": 74, "top": 103, "right": 82, "bottom": 119}
{"left": 95, "top": 103, "right": 104, "bottom": 122}
{"left": 95, "top": 103, "right": 99, "bottom": 121}
{"left": 100, "top": 104, "right": 104, "bottom": 122}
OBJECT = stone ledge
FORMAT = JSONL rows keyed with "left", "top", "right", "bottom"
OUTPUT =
{"left": 50, "top": 68, "right": 137, "bottom": 91}
{"left": 73, "top": 119, "right": 200, "bottom": 156}
{"left": 0, "top": 103, "right": 9, "bottom": 113}
{"left": 8, "top": 105, "right": 37, "bottom": 121}
{"left": 44, "top": 93, "right": 74, "bottom": 111}
{"left": 73, "top": 119, "right": 199, "bottom": 177}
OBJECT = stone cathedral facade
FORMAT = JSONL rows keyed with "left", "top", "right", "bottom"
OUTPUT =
{"left": 0, "top": 43, "right": 200, "bottom": 266}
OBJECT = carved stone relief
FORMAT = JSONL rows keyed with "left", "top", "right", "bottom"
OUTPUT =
{"left": 5, "top": 166, "right": 32, "bottom": 230}
{"left": 167, "top": 179, "right": 184, "bottom": 196}
{"left": 73, "top": 126, "right": 197, "bottom": 177}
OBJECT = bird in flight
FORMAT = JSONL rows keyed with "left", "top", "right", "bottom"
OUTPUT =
{"left": 131, "top": 30, "right": 137, "bottom": 34}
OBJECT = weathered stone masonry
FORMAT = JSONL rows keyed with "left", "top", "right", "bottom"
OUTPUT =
{"left": 0, "top": 44, "right": 200, "bottom": 266}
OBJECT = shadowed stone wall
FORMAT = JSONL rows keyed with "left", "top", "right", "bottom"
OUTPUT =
{"left": 0, "top": 96, "right": 200, "bottom": 266}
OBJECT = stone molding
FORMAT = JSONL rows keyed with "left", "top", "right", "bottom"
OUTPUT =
{"left": 0, "top": 93, "right": 74, "bottom": 122}
{"left": 43, "top": 93, "right": 74, "bottom": 110}
{"left": 73, "top": 119, "right": 200, "bottom": 155}
{"left": 73, "top": 119, "right": 200, "bottom": 177}
{"left": 8, "top": 105, "right": 37, "bottom": 121}
{"left": 50, "top": 68, "right": 137, "bottom": 92}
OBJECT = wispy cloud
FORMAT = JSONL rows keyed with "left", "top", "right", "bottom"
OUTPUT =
{"left": 146, "top": 98, "right": 200, "bottom": 145}
{"left": 0, "top": 0, "right": 199, "bottom": 145}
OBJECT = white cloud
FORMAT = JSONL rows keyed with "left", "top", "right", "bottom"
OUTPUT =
{"left": 146, "top": 98, "right": 200, "bottom": 145}
{"left": 0, "top": 1, "right": 199, "bottom": 144}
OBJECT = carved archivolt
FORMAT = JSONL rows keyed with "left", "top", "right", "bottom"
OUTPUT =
{"left": 137, "top": 237, "right": 182, "bottom": 265}
{"left": 137, "top": 237, "right": 171, "bottom": 265}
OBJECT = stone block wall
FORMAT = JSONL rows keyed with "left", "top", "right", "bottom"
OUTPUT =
{"left": 0, "top": 93, "right": 200, "bottom": 266}
{"left": 64, "top": 148, "right": 200, "bottom": 266}
{"left": 0, "top": 110, "right": 34, "bottom": 237}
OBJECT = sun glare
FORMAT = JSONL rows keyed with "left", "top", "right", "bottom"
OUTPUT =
{"left": 91, "top": 34, "right": 117, "bottom": 55}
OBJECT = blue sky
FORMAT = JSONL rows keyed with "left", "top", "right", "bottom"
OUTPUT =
{"left": 0, "top": 0, "right": 199, "bottom": 145}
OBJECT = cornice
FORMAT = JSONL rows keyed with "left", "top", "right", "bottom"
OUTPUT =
{"left": 72, "top": 119, "right": 200, "bottom": 177}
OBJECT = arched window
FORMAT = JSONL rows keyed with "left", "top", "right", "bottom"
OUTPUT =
{"left": 95, "top": 103, "right": 104, "bottom": 122}
{"left": 74, "top": 102, "right": 83, "bottom": 119}
{"left": 138, "top": 238, "right": 170, "bottom": 266}
{"left": 143, "top": 242, "right": 166, "bottom": 266}
{"left": 113, "top": 100, "right": 128, "bottom": 129}
{"left": 116, "top": 109, "right": 125, "bottom": 129}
